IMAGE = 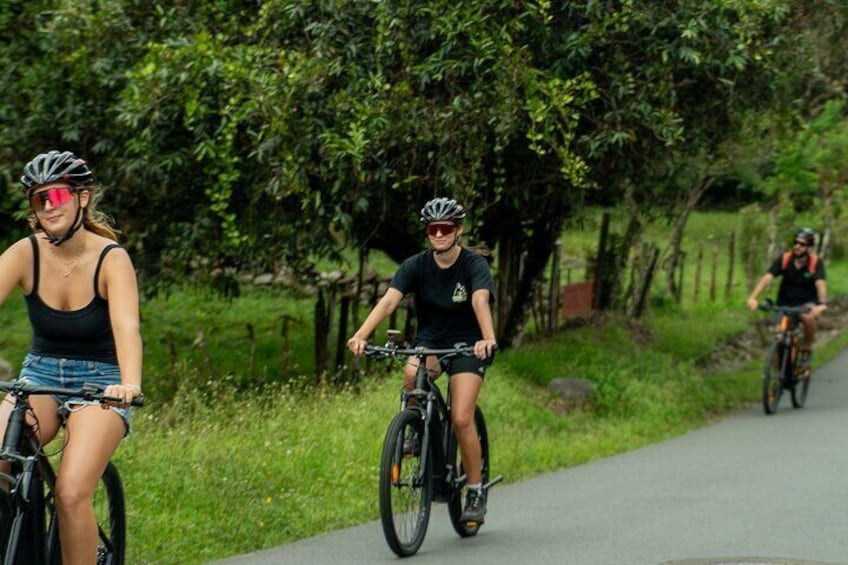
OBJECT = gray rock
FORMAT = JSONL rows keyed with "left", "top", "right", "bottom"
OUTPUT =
{"left": 547, "top": 377, "right": 595, "bottom": 412}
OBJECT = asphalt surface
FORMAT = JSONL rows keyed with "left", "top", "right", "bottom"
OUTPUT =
{"left": 209, "top": 347, "right": 848, "bottom": 565}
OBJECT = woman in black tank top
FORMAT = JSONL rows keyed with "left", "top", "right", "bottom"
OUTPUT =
{"left": 0, "top": 150, "right": 143, "bottom": 564}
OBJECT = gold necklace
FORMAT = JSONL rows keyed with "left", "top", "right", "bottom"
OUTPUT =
{"left": 49, "top": 247, "right": 83, "bottom": 278}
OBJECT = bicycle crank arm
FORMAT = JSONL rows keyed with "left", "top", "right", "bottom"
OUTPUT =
{"left": 483, "top": 475, "right": 504, "bottom": 491}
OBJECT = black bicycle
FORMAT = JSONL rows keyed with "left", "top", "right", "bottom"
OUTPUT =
{"left": 759, "top": 300, "right": 812, "bottom": 415}
{"left": 365, "top": 333, "right": 502, "bottom": 557}
{"left": 0, "top": 380, "right": 143, "bottom": 565}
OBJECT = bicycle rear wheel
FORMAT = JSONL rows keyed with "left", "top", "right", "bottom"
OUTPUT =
{"left": 447, "top": 407, "right": 489, "bottom": 537}
{"left": 763, "top": 342, "right": 787, "bottom": 415}
{"left": 379, "top": 409, "right": 432, "bottom": 557}
{"left": 46, "top": 461, "right": 126, "bottom": 565}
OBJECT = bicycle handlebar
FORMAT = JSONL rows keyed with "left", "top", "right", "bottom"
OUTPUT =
{"left": 364, "top": 344, "right": 477, "bottom": 360}
{"left": 758, "top": 302, "right": 812, "bottom": 315}
{"left": 0, "top": 380, "right": 145, "bottom": 407}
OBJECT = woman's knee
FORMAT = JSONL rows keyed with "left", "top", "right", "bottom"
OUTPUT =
{"left": 451, "top": 409, "right": 475, "bottom": 432}
{"left": 54, "top": 475, "right": 93, "bottom": 512}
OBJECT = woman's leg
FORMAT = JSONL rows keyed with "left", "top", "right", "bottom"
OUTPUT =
{"left": 450, "top": 372, "right": 483, "bottom": 485}
{"left": 56, "top": 406, "right": 125, "bottom": 565}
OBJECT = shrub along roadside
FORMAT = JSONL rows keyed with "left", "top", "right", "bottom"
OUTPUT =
{"left": 112, "top": 290, "right": 848, "bottom": 564}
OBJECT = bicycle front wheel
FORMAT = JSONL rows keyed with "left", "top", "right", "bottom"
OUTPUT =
{"left": 447, "top": 406, "right": 489, "bottom": 537}
{"left": 763, "top": 342, "right": 787, "bottom": 415}
{"left": 790, "top": 353, "right": 810, "bottom": 410}
{"left": 379, "top": 409, "right": 432, "bottom": 557}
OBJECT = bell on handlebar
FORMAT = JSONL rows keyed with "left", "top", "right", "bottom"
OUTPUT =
{"left": 385, "top": 329, "right": 409, "bottom": 348}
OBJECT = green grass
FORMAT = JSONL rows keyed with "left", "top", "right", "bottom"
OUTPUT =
{"left": 0, "top": 210, "right": 845, "bottom": 564}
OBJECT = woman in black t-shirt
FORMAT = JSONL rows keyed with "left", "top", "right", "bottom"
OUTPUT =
{"left": 347, "top": 197, "right": 496, "bottom": 524}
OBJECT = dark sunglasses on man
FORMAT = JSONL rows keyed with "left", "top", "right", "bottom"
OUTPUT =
{"left": 29, "top": 186, "right": 77, "bottom": 212}
{"left": 794, "top": 240, "right": 809, "bottom": 248}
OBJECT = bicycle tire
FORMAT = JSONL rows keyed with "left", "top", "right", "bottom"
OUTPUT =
{"left": 379, "top": 409, "right": 432, "bottom": 557}
{"left": 45, "top": 461, "right": 126, "bottom": 565}
{"left": 0, "top": 491, "right": 10, "bottom": 560}
{"left": 762, "top": 342, "right": 786, "bottom": 415}
{"left": 790, "top": 351, "right": 810, "bottom": 410}
{"left": 3, "top": 463, "right": 48, "bottom": 565}
{"left": 95, "top": 462, "right": 126, "bottom": 565}
{"left": 447, "top": 406, "right": 489, "bottom": 537}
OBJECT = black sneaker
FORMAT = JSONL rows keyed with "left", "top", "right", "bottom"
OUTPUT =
{"left": 460, "top": 488, "right": 486, "bottom": 523}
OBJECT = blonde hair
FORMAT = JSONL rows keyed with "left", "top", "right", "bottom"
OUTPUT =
{"left": 29, "top": 184, "right": 120, "bottom": 241}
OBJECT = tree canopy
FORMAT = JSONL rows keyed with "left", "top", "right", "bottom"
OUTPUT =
{"left": 2, "top": 0, "right": 847, "bottom": 342}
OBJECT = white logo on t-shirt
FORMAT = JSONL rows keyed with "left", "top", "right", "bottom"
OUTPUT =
{"left": 452, "top": 283, "right": 467, "bottom": 303}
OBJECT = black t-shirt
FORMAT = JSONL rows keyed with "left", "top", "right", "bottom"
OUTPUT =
{"left": 390, "top": 247, "right": 495, "bottom": 345}
{"left": 766, "top": 253, "right": 826, "bottom": 306}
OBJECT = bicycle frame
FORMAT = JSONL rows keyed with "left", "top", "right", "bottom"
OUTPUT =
{"left": 759, "top": 301, "right": 812, "bottom": 414}
{"left": 0, "top": 389, "right": 58, "bottom": 565}
{"left": 0, "top": 381, "right": 143, "bottom": 565}
{"left": 398, "top": 354, "right": 457, "bottom": 501}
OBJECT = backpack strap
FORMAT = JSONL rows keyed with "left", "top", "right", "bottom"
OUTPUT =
{"left": 782, "top": 251, "right": 818, "bottom": 273}
{"left": 781, "top": 251, "right": 792, "bottom": 270}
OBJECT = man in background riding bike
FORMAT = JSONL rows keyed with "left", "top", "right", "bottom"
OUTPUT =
{"left": 0, "top": 150, "right": 143, "bottom": 564}
{"left": 347, "top": 197, "right": 497, "bottom": 524}
{"left": 746, "top": 227, "right": 827, "bottom": 367}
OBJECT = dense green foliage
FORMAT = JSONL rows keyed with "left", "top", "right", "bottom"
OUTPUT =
{"left": 2, "top": 1, "right": 848, "bottom": 343}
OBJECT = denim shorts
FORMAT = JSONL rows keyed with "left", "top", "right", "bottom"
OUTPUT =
{"left": 17, "top": 353, "right": 131, "bottom": 434}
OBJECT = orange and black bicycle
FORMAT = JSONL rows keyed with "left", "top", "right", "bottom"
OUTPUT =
{"left": 759, "top": 299, "right": 812, "bottom": 415}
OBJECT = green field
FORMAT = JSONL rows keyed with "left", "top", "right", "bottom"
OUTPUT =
{"left": 0, "top": 211, "right": 844, "bottom": 564}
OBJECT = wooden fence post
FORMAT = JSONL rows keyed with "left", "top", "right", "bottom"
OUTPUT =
{"left": 709, "top": 241, "right": 718, "bottom": 302}
{"left": 548, "top": 241, "right": 561, "bottom": 333}
{"left": 725, "top": 232, "right": 735, "bottom": 297}
{"left": 693, "top": 243, "right": 703, "bottom": 303}
{"left": 314, "top": 287, "right": 329, "bottom": 385}
{"left": 593, "top": 212, "right": 611, "bottom": 309}
{"left": 334, "top": 292, "right": 350, "bottom": 379}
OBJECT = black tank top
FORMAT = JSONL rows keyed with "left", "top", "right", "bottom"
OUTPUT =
{"left": 25, "top": 235, "right": 120, "bottom": 363}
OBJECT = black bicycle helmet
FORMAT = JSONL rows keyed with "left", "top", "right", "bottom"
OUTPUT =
{"left": 795, "top": 227, "right": 816, "bottom": 246}
{"left": 20, "top": 150, "right": 95, "bottom": 194}
{"left": 420, "top": 197, "right": 466, "bottom": 224}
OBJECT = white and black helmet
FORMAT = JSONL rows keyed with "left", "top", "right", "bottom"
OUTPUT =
{"left": 420, "top": 197, "right": 466, "bottom": 224}
{"left": 21, "top": 150, "right": 95, "bottom": 194}
{"left": 795, "top": 227, "right": 816, "bottom": 246}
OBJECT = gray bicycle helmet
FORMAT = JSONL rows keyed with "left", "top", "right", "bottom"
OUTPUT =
{"left": 420, "top": 197, "right": 466, "bottom": 224}
{"left": 795, "top": 227, "right": 816, "bottom": 246}
{"left": 21, "top": 150, "right": 95, "bottom": 194}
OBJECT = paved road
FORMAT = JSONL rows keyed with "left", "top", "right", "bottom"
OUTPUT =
{"left": 210, "top": 347, "right": 848, "bottom": 565}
